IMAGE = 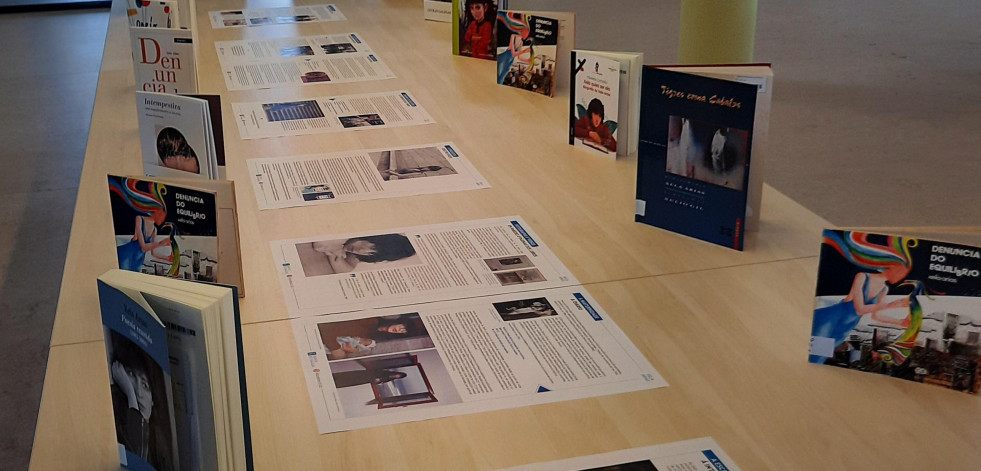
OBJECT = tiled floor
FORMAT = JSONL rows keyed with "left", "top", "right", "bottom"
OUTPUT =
{"left": 2, "top": 1, "right": 979, "bottom": 468}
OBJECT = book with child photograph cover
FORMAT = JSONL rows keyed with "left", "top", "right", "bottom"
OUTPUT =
{"left": 635, "top": 67, "right": 758, "bottom": 250}
{"left": 569, "top": 50, "right": 642, "bottom": 158}
{"left": 99, "top": 269, "right": 253, "bottom": 470}
{"left": 452, "top": 0, "right": 507, "bottom": 60}
{"left": 810, "top": 229, "right": 981, "bottom": 395}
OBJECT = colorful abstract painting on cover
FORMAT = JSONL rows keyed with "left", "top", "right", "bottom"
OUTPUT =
{"left": 810, "top": 229, "right": 981, "bottom": 394}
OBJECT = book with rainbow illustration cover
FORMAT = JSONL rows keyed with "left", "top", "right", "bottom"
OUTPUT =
{"left": 810, "top": 229, "right": 981, "bottom": 394}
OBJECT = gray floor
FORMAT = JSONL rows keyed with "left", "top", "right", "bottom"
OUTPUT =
{"left": 1, "top": 1, "right": 978, "bottom": 469}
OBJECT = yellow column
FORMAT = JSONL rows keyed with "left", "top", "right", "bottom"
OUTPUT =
{"left": 679, "top": 0, "right": 758, "bottom": 64}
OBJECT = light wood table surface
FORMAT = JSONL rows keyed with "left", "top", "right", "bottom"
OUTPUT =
{"left": 31, "top": 0, "right": 981, "bottom": 469}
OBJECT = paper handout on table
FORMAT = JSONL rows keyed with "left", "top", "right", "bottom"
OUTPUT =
{"left": 292, "top": 286, "right": 666, "bottom": 433}
{"left": 214, "top": 33, "right": 395, "bottom": 90}
{"left": 272, "top": 217, "right": 578, "bottom": 317}
{"left": 247, "top": 142, "right": 489, "bottom": 210}
{"left": 210, "top": 4, "right": 345, "bottom": 28}
{"left": 498, "top": 437, "right": 741, "bottom": 471}
{"left": 232, "top": 90, "right": 434, "bottom": 140}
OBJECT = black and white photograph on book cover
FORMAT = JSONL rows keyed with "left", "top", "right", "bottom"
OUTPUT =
{"left": 155, "top": 126, "right": 201, "bottom": 175}
{"left": 317, "top": 313, "right": 433, "bottom": 361}
{"left": 665, "top": 116, "right": 750, "bottom": 191}
{"left": 329, "top": 350, "right": 462, "bottom": 417}
{"left": 295, "top": 233, "right": 422, "bottom": 276}
{"left": 106, "top": 328, "right": 176, "bottom": 471}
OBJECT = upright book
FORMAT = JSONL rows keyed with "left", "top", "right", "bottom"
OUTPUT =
{"left": 423, "top": 0, "right": 452, "bottom": 22}
{"left": 108, "top": 175, "right": 245, "bottom": 295}
{"left": 127, "top": 0, "right": 181, "bottom": 29}
{"left": 810, "top": 230, "right": 981, "bottom": 394}
{"left": 130, "top": 26, "right": 198, "bottom": 94}
{"left": 495, "top": 11, "right": 562, "bottom": 97}
{"left": 656, "top": 64, "right": 772, "bottom": 231}
{"left": 569, "top": 50, "right": 642, "bottom": 157}
{"left": 136, "top": 91, "right": 222, "bottom": 180}
{"left": 452, "top": 0, "right": 507, "bottom": 60}
{"left": 635, "top": 67, "right": 758, "bottom": 250}
{"left": 99, "top": 269, "right": 253, "bottom": 470}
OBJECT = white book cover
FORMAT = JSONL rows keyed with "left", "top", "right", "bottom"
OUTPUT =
{"left": 127, "top": 0, "right": 180, "bottom": 29}
{"left": 423, "top": 0, "right": 452, "bottom": 22}
{"left": 130, "top": 26, "right": 198, "bottom": 94}
{"left": 570, "top": 51, "right": 621, "bottom": 158}
{"left": 570, "top": 50, "right": 642, "bottom": 157}
{"left": 136, "top": 92, "right": 216, "bottom": 179}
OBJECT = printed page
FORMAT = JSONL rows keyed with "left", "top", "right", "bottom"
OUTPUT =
{"left": 292, "top": 287, "right": 666, "bottom": 433}
{"left": 209, "top": 4, "right": 345, "bottom": 28}
{"left": 272, "top": 216, "right": 578, "bottom": 317}
{"left": 233, "top": 90, "right": 434, "bottom": 140}
{"left": 247, "top": 142, "right": 489, "bottom": 210}
{"left": 499, "top": 437, "right": 741, "bottom": 471}
{"left": 214, "top": 33, "right": 395, "bottom": 90}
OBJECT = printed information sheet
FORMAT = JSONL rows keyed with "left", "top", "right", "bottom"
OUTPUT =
{"left": 292, "top": 287, "right": 667, "bottom": 433}
{"left": 209, "top": 4, "right": 345, "bottom": 28}
{"left": 233, "top": 91, "right": 434, "bottom": 140}
{"left": 500, "top": 437, "right": 741, "bottom": 471}
{"left": 247, "top": 142, "right": 490, "bottom": 209}
{"left": 215, "top": 33, "right": 395, "bottom": 90}
{"left": 272, "top": 217, "right": 578, "bottom": 317}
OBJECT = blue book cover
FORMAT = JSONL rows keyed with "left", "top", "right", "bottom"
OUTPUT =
{"left": 635, "top": 68, "right": 758, "bottom": 250}
{"left": 99, "top": 280, "right": 180, "bottom": 471}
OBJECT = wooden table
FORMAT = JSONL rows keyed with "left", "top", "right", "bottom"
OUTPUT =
{"left": 30, "top": 0, "right": 981, "bottom": 469}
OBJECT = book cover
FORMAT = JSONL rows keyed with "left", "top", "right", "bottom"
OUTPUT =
{"left": 136, "top": 92, "right": 217, "bottom": 179}
{"left": 130, "top": 27, "right": 198, "bottom": 94}
{"left": 656, "top": 64, "right": 772, "bottom": 231}
{"left": 99, "top": 280, "right": 180, "bottom": 471}
{"left": 108, "top": 176, "right": 219, "bottom": 281}
{"left": 424, "top": 0, "right": 452, "bottom": 22}
{"left": 453, "top": 0, "right": 506, "bottom": 59}
{"left": 635, "top": 67, "right": 757, "bottom": 250}
{"left": 810, "top": 230, "right": 981, "bottom": 394}
{"left": 127, "top": 0, "right": 180, "bottom": 29}
{"left": 98, "top": 270, "right": 253, "bottom": 470}
{"left": 570, "top": 51, "right": 621, "bottom": 156}
{"left": 496, "top": 11, "right": 559, "bottom": 97}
